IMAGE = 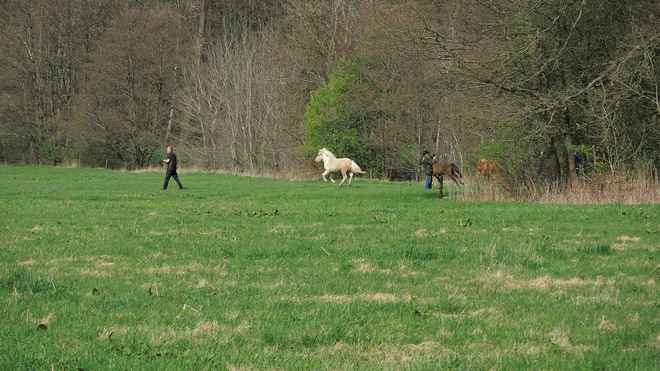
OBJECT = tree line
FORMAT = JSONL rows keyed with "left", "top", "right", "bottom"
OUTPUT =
{"left": 1, "top": 0, "right": 658, "bottom": 191}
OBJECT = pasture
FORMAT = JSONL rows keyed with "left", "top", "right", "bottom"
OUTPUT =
{"left": 1, "top": 165, "right": 659, "bottom": 370}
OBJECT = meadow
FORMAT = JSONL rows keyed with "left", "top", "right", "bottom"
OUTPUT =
{"left": 1, "top": 165, "right": 659, "bottom": 370}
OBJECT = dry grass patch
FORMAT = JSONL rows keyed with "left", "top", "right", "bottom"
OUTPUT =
{"left": 78, "top": 268, "right": 113, "bottom": 277}
{"left": 487, "top": 272, "right": 615, "bottom": 291}
{"left": 358, "top": 263, "right": 376, "bottom": 272}
{"left": 39, "top": 312, "right": 55, "bottom": 325}
{"left": 456, "top": 174, "right": 660, "bottom": 204}
{"left": 304, "top": 293, "right": 402, "bottom": 304}
{"left": 650, "top": 334, "right": 660, "bottom": 349}
{"left": 227, "top": 311, "right": 240, "bottom": 320}
{"left": 331, "top": 340, "right": 351, "bottom": 352}
{"left": 97, "top": 321, "right": 238, "bottom": 346}
{"left": 188, "top": 320, "right": 219, "bottom": 337}
{"left": 147, "top": 262, "right": 205, "bottom": 275}
{"left": 47, "top": 256, "right": 79, "bottom": 266}
{"left": 598, "top": 315, "right": 618, "bottom": 331}
{"left": 97, "top": 325, "right": 131, "bottom": 341}
{"left": 95, "top": 260, "right": 115, "bottom": 267}
{"left": 618, "top": 235, "right": 642, "bottom": 242}
{"left": 365, "top": 342, "right": 450, "bottom": 366}
{"left": 234, "top": 321, "right": 252, "bottom": 334}
{"left": 192, "top": 279, "right": 209, "bottom": 288}
{"left": 520, "top": 344, "right": 543, "bottom": 355}
{"left": 357, "top": 263, "right": 393, "bottom": 276}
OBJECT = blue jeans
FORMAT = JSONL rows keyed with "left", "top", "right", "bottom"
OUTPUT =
{"left": 425, "top": 175, "right": 433, "bottom": 189}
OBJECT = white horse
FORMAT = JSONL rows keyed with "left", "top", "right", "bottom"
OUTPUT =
{"left": 315, "top": 148, "right": 365, "bottom": 187}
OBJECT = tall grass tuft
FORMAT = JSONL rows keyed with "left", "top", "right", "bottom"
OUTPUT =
{"left": 457, "top": 172, "right": 660, "bottom": 204}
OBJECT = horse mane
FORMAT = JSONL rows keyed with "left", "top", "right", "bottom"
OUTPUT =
{"left": 319, "top": 148, "right": 335, "bottom": 159}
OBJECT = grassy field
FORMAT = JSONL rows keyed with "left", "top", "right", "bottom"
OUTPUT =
{"left": 1, "top": 165, "right": 659, "bottom": 370}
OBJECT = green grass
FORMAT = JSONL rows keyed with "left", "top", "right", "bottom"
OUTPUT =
{"left": 1, "top": 165, "right": 659, "bottom": 370}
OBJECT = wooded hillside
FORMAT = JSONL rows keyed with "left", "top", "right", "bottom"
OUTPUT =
{"left": 1, "top": 0, "right": 658, "bottom": 188}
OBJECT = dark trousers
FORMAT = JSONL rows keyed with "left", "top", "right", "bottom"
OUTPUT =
{"left": 163, "top": 170, "right": 183, "bottom": 190}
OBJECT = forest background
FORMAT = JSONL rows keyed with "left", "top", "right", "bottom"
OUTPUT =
{"left": 1, "top": 0, "right": 660, "bottom": 193}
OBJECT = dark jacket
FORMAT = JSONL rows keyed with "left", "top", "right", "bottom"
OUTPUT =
{"left": 420, "top": 155, "right": 434, "bottom": 175}
{"left": 166, "top": 152, "right": 177, "bottom": 171}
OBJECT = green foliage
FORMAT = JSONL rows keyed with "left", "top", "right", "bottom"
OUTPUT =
{"left": 568, "top": 144, "right": 606, "bottom": 173}
{"left": 301, "top": 60, "right": 366, "bottom": 155}
{"left": 40, "top": 136, "right": 63, "bottom": 165}
{"left": 302, "top": 59, "right": 389, "bottom": 176}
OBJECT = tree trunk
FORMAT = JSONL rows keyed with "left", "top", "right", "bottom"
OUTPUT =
{"left": 549, "top": 136, "right": 561, "bottom": 184}
{"left": 164, "top": 65, "right": 178, "bottom": 148}
{"left": 196, "top": 0, "right": 210, "bottom": 66}
{"left": 562, "top": 109, "right": 578, "bottom": 183}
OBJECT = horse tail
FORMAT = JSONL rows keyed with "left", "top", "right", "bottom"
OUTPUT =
{"left": 350, "top": 161, "right": 365, "bottom": 174}
{"left": 452, "top": 164, "right": 462, "bottom": 178}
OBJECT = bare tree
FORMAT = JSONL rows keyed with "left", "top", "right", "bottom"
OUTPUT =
{"left": 178, "top": 21, "right": 297, "bottom": 173}
{"left": 0, "top": 0, "right": 119, "bottom": 164}
{"left": 77, "top": 4, "right": 182, "bottom": 168}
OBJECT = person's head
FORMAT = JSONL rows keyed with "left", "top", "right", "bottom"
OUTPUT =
{"left": 422, "top": 150, "right": 429, "bottom": 156}
{"left": 167, "top": 146, "right": 173, "bottom": 154}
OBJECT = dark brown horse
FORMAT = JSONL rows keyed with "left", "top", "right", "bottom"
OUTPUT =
{"left": 433, "top": 162, "right": 463, "bottom": 198}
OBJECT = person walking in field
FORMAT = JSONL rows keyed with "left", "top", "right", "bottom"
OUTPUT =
{"left": 163, "top": 146, "right": 184, "bottom": 190}
{"left": 419, "top": 150, "right": 435, "bottom": 189}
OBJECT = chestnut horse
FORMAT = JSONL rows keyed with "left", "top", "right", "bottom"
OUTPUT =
{"left": 477, "top": 158, "right": 499, "bottom": 179}
{"left": 315, "top": 148, "right": 365, "bottom": 186}
{"left": 433, "top": 162, "right": 463, "bottom": 199}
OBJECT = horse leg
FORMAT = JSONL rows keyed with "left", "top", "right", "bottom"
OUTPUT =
{"left": 450, "top": 173, "right": 463, "bottom": 186}
{"left": 338, "top": 169, "right": 347, "bottom": 187}
{"left": 348, "top": 172, "right": 354, "bottom": 186}
{"left": 322, "top": 170, "right": 330, "bottom": 183}
{"left": 323, "top": 170, "right": 337, "bottom": 183}
{"left": 452, "top": 169, "right": 464, "bottom": 185}
{"left": 438, "top": 175, "right": 444, "bottom": 199}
